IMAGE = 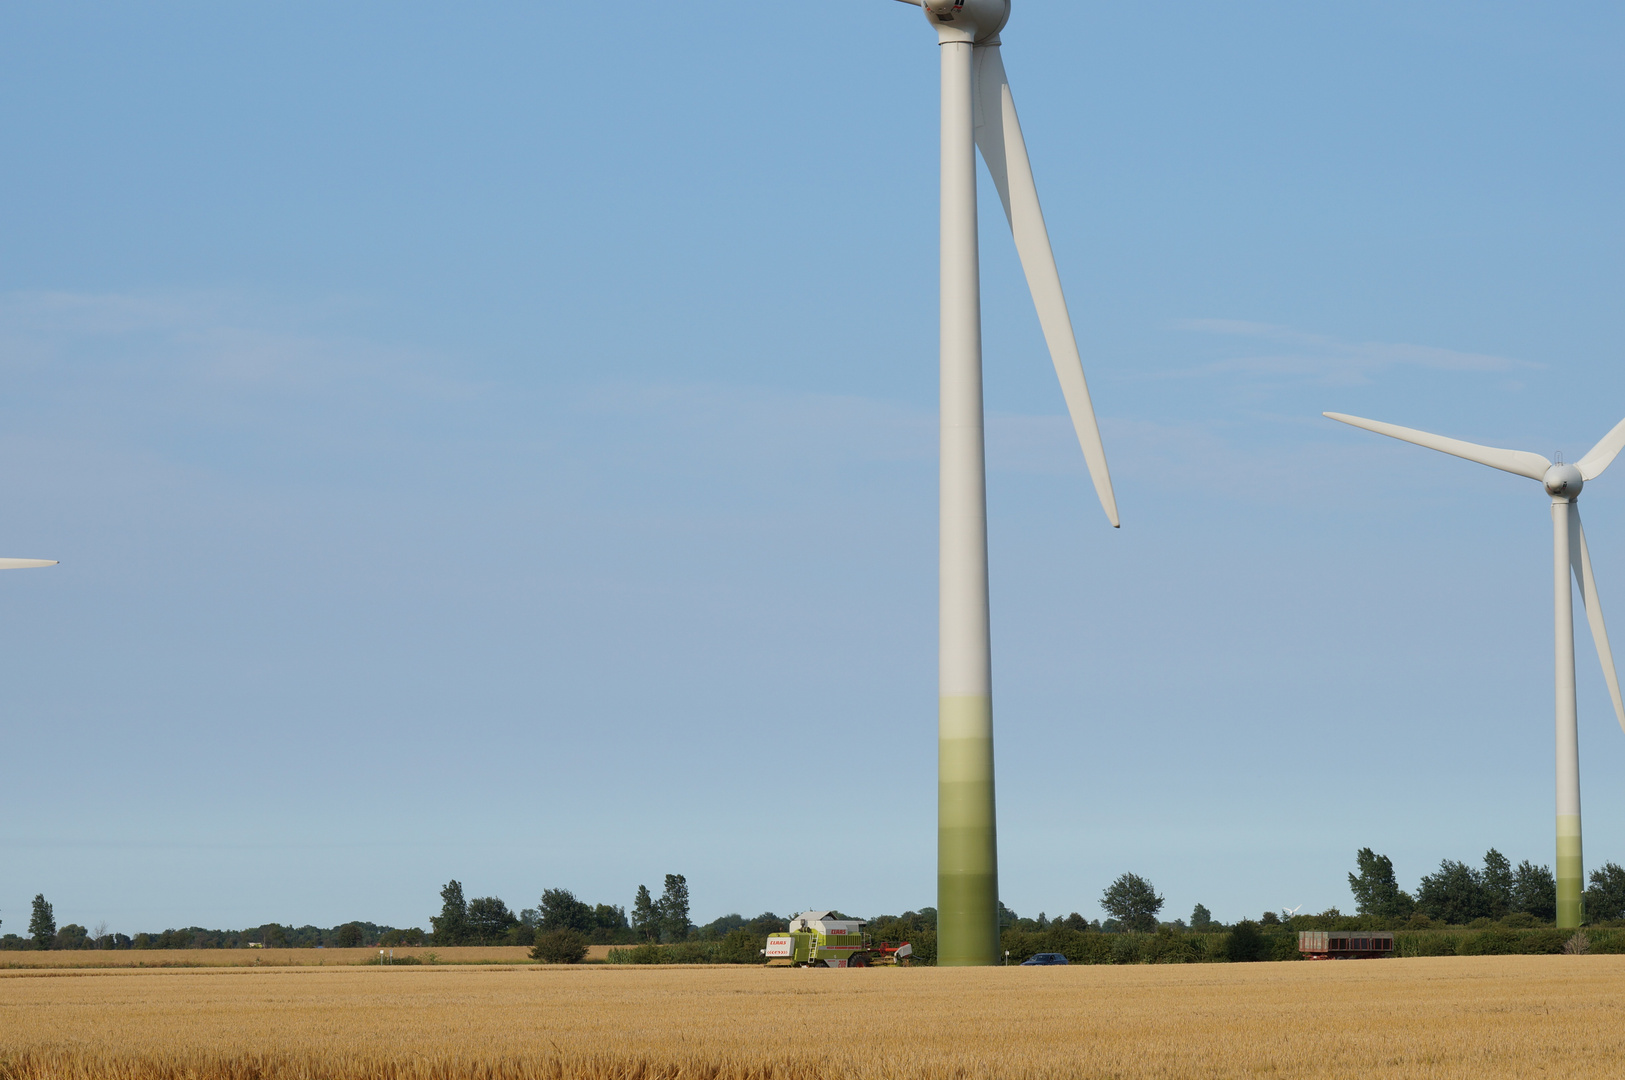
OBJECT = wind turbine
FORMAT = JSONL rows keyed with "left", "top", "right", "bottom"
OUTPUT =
{"left": 1325, "top": 410, "right": 1625, "bottom": 928}
{"left": 892, "top": 0, "right": 1118, "bottom": 965}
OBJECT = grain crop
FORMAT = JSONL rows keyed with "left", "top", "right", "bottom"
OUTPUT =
{"left": 0, "top": 946, "right": 563, "bottom": 969}
{"left": 3, "top": 956, "right": 1623, "bottom": 1079}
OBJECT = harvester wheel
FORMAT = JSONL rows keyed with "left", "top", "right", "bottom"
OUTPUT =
{"left": 849, "top": 953, "right": 869, "bottom": 968}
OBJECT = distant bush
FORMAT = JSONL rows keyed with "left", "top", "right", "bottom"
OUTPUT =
{"left": 1586, "top": 930, "right": 1625, "bottom": 954}
{"left": 712, "top": 930, "right": 765, "bottom": 964}
{"left": 531, "top": 930, "right": 589, "bottom": 964}
{"left": 1140, "top": 928, "right": 1201, "bottom": 964}
{"left": 1225, "top": 921, "right": 1266, "bottom": 963}
{"left": 1458, "top": 929, "right": 1520, "bottom": 955}
{"left": 1110, "top": 934, "right": 1142, "bottom": 965}
{"left": 1398, "top": 932, "right": 1460, "bottom": 957}
{"left": 1266, "top": 932, "right": 1302, "bottom": 961}
{"left": 1518, "top": 929, "right": 1571, "bottom": 954}
{"left": 604, "top": 940, "right": 758, "bottom": 965}
{"left": 605, "top": 944, "right": 663, "bottom": 964}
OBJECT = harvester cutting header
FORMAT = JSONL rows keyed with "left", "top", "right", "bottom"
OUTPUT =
{"left": 762, "top": 912, "right": 914, "bottom": 968}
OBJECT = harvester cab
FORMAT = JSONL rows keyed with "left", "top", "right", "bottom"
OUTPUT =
{"left": 763, "top": 911, "right": 915, "bottom": 968}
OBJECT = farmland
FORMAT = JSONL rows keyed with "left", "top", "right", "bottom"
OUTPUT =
{"left": 4, "top": 956, "right": 1624, "bottom": 1079}
{"left": 0, "top": 946, "right": 601, "bottom": 969}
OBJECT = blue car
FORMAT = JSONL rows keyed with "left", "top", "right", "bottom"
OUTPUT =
{"left": 1019, "top": 952, "right": 1068, "bottom": 966}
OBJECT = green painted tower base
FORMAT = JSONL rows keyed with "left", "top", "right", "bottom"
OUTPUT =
{"left": 939, "top": 695, "right": 999, "bottom": 966}
{"left": 1557, "top": 814, "right": 1583, "bottom": 929}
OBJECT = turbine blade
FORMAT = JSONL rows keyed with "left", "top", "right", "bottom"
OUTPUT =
{"left": 1577, "top": 416, "right": 1625, "bottom": 481}
{"left": 0, "top": 558, "right": 56, "bottom": 569}
{"left": 1323, "top": 413, "right": 1551, "bottom": 481}
{"left": 973, "top": 45, "right": 1119, "bottom": 528}
{"left": 1570, "top": 505, "right": 1625, "bottom": 736}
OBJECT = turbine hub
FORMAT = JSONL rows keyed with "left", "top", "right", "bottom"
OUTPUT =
{"left": 1545, "top": 462, "right": 1584, "bottom": 499}
{"left": 922, "top": 0, "right": 1009, "bottom": 44}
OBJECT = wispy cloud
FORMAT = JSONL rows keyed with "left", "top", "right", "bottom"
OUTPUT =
{"left": 1172, "top": 319, "right": 1538, "bottom": 386}
{"left": 0, "top": 290, "right": 480, "bottom": 404}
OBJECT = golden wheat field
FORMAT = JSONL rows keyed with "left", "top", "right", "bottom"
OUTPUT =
{"left": 3, "top": 956, "right": 1622, "bottom": 1079}
{"left": 0, "top": 946, "right": 616, "bottom": 969}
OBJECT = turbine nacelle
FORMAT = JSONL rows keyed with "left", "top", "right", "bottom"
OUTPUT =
{"left": 918, "top": 0, "right": 1009, "bottom": 43}
{"left": 1546, "top": 463, "right": 1584, "bottom": 500}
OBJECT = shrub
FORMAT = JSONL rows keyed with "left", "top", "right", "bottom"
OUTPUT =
{"left": 1139, "top": 928, "right": 1200, "bottom": 964}
{"left": 1399, "top": 932, "right": 1460, "bottom": 957}
{"left": 713, "top": 930, "right": 765, "bottom": 964}
{"left": 1588, "top": 930, "right": 1625, "bottom": 954}
{"left": 1519, "top": 929, "right": 1569, "bottom": 954}
{"left": 531, "top": 929, "right": 589, "bottom": 964}
{"left": 1063, "top": 935, "right": 1112, "bottom": 965}
{"left": 1110, "top": 934, "right": 1143, "bottom": 964}
{"left": 1265, "top": 932, "right": 1302, "bottom": 961}
{"left": 1459, "top": 929, "right": 1519, "bottom": 955}
{"left": 605, "top": 944, "right": 662, "bottom": 964}
{"left": 1225, "top": 921, "right": 1266, "bottom": 963}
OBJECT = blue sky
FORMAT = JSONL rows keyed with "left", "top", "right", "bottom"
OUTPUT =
{"left": 4, "top": 1, "right": 1625, "bottom": 935}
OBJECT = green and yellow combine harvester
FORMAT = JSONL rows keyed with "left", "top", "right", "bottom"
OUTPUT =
{"left": 763, "top": 911, "right": 914, "bottom": 968}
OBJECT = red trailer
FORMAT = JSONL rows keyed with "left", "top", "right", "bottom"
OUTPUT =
{"left": 1298, "top": 931, "right": 1395, "bottom": 959}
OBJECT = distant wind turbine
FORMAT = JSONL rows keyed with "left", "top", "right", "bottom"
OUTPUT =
{"left": 1283, "top": 905, "right": 1303, "bottom": 918}
{"left": 890, "top": 0, "right": 1119, "bottom": 967}
{"left": 1325, "top": 410, "right": 1625, "bottom": 928}
{"left": 0, "top": 559, "right": 55, "bottom": 569}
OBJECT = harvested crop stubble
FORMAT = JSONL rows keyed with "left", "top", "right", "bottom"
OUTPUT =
{"left": 3, "top": 956, "right": 1625, "bottom": 1079}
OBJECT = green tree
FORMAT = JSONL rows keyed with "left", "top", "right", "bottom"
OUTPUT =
{"left": 466, "top": 897, "right": 518, "bottom": 944}
{"left": 531, "top": 928, "right": 589, "bottom": 964}
{"left": 659, "top": 874, "right": 690, "bottom": 943}
{"left": 1225, "top": 920, "right": 1266, "bottom": 962}
{"left": 1417, "top": 860, "right": 1492, "bottom": 924}
{"left": 29, "top": 895, "right": 55, "bottom": 950}
{"left": 593, "top": 904, "right": 629, "bottom": 937}
{"left": 631, "top": 885, "right": 658, "bottom": 941}
{"left": 1100, "top": 873, "right": 1163, "bottom": 933}
{"left": 1481, "top": 849, "right": 1514, "bottom": 917}
{"left": 430, "top": 880, "right": 469, "bottom": 945}
{"left": 538, "top": 889, "right": 594, "bottom": 934}
{"left": 1584, "top": 862, "right": 1625, "bottom": 922}
{"left": 334, "top": 923, "right": 364, "bottom": 948}
{"left": 1511, "top": 860, "right": 1557, "bottom": 922}
{"left": 1189, "top": 904, "right": 1213, "bottom": 930}
{"left": 1348, "top": 848, "right": 1415, "bottom": 918}
{"left": 54, "top": 924, "right": 90, "bottom": 950}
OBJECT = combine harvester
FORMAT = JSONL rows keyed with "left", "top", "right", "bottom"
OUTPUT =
{"left": 763, "top": 911, "right": 915, "bottom": 968}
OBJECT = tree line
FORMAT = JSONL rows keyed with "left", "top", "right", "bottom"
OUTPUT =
{"left": 0, "top": 893, "right": 420, "bottom": 951}
{"left": 427, "top": 874, "right": 699, "bottom": 950}
{"left": 10, "top": 849, "right": 1625, "bottom": 954}
{"left": 1347, "top": 848, "right": 1625, "bottom": 926}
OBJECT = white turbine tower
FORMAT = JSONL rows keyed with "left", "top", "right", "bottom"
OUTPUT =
{"left": 893, "top": 0, "right": 1118, "bottom": 965}
{"left": 1326, "top": 410, "right": 1625, "bottom": 928}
